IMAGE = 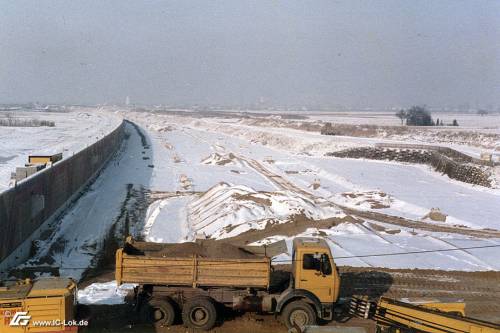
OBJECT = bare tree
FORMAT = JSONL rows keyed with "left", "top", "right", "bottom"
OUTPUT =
{"left": 395, "top": 109, "right": 407, "bottom": 125}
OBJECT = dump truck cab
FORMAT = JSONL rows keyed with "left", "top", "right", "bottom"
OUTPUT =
{"left": 0, "top": 277, "right": 79, "bottom": 333}
{"left": 275, "top": 237, "right": 340, "bottom": 326}
{"left": 292, "top": 237, "right": 340, "bottom": 303}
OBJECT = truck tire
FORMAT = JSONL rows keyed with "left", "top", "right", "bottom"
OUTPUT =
{"left": 141, "top": 297, "right": 176, "bottom": 327}
{"left": 282, "top": 300, "right": 317, "bottom": 329}
{"left": 182, "top": 297, "right": 217, "bottom": 330}
{"left": 75, "top": 304, "right": 92, "bottom": 322}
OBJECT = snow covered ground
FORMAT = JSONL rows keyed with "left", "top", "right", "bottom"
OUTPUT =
{"left": 0, "top": 108, "right": 122, "bottom": 191}
{"left": 147, "top": 182, "right": 345, "bottom": 241}
{"left": 273, "top": 157, "right": 500, "bottom": 230}
{"left": 150, "top": 114, "right": 500, "bottom": 162}
{"left": 129, "top": 112, "right": 499, "bottom": 228}
{"left": 78, "top": 281, "right": 136, "bottom": 305}
{"left": 124, "top": 111, "right": 500, "bottom": 272}
{"left": 307, "top": 111, "right": 500, "bottom": 129}
{"left": 253, "top": 222, "right": 500, "bottom": 270}
{"left": 144, "top": 195, "right": 193, "bottom": 243}
{"left": 10, "top": 109, "right": 500, "bottom": 295}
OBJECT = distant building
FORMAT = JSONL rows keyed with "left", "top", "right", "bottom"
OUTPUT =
{"left": 28, "top": 153, "right": 62, "bottom": 165}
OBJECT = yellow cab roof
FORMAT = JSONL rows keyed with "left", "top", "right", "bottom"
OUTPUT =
{"left": 28, "top": 278, "right": 75, "bottom": 297}
{"left": 293, "top": 237, "right": 330, "bottom": 252}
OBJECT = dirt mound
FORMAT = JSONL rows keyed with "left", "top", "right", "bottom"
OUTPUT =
{"left": 201, "top": 152, "right": 237, "bottom": 166}
{"left": 141, "top": 240, "right": 260, "bottom": 259}
{"left": 422, "top": 207, "right": 447, "bottom": 222}
{"left": 231, "top": 193, "right": 272, "bottom": 206}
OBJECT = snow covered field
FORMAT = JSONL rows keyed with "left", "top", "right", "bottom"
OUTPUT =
{"left": 9, "top": 109, "right": 500, "bottom": 295}
{"left": 0, "top": 108, "right": 122, "bottom": 191}
{"left": 123, "top": 110, "right": 500, "bottom": 271}
{"left": 307, "top": 111, "right": 500, "bottom": 129}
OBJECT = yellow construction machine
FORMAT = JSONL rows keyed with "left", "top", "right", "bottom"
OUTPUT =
{"left": 350, "top": 296, "right": 500, "bottom": 333}
{"left": 0, "top": 277, "right": 85, "bottom": 333}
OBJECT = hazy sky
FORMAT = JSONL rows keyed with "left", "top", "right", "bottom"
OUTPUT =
{"left": 0, "top": 1, "right": 499, "bottom": 108}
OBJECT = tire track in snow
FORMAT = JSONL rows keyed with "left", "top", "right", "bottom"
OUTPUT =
{"left": 236, "top": 154, "right": 500, "bottom": 239}
{"left": 425, "top": 236, "right": 495, "bottom": 270}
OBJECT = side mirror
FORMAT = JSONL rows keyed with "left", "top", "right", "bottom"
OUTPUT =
{"left": 319, "top": 260, "right": 326, "bottom": 275}
{"left": 319, "top": 254, "right": 332, "bottom": 275}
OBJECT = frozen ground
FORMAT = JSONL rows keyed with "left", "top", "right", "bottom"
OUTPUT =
{"left": 0, "top": 108, "right": 122, "bottom": 192}
{"left": 144, "top": 195, "right": 193, "bottom": 243}
{"left": 123, "top": 111, "right": 500, "bottom": 271}
{"left": 253, "top": 222, "right": 500, "bottom": 270}
{"left": 152, "top": 114, "right": 500, "bottom": 161}
{"left": 10, "top": 109, "right": 500, "bottom": 295}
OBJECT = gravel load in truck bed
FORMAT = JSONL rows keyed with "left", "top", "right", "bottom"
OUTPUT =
{"left": 125, "top": 240, "right": 261, "bottom": 260}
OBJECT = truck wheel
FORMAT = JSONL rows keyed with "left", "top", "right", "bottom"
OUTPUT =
{"left": 75, "top": 304, "right": 92, "bottom": 322}
{"left": 141, "top": 298, "right": 176, "bottom": 327}
{"left": 182, "top": 297, "right": 217, "bottom": 330}
{"left": 282, "top": 300, "right": 317, "bottom": 329}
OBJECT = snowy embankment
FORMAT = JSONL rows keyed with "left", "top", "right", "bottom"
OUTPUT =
{"left": 143, "top": 182, "right": 344, "bottom": 242}
{"left": 188, "top": 182, "right": 344, "bottom": 239}
{"left": 0, "top": 108, "right": 123, "bottom": 192}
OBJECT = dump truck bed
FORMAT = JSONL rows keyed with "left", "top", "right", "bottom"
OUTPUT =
{"left": 115, "top": 240, "right": 271, "bottom": 289}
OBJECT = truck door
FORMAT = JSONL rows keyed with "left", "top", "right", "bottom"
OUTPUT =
{"left": 296, "top": 251, "right": 335, "bottom": 303}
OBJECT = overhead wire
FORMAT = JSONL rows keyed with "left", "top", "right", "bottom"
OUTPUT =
{"left": 1, "top": 244, "right": 499, "bottom": 274}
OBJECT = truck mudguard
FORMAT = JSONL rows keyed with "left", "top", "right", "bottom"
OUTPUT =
{"left": 275, "top": 288, "right": 323, "bottom": 316}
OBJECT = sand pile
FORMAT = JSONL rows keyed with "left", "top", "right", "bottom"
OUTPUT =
{"left": 130, "top": 240, "right": 259, "bottom": 259}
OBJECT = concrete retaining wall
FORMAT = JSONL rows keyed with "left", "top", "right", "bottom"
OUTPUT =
{"left": 0, "top": 120, "right": 125, "bottom": 269}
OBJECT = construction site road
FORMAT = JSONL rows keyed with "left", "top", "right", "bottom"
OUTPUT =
{"left": 81, "top": 266, "right": 500, "bottom": 333}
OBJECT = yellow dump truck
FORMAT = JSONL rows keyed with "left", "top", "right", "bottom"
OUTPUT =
{"left": 0, "top": 277, "right": 82, "bottom": 333}
{"left": 116, "top": 237, "right": 341, "bottom": 330}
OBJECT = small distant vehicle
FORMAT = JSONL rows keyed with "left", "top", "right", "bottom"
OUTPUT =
{"left": 115, "top": 237, "right": 341, "bottom": 330}
{"left": 0, "top": 277, "right": 81, "bottom": 333}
